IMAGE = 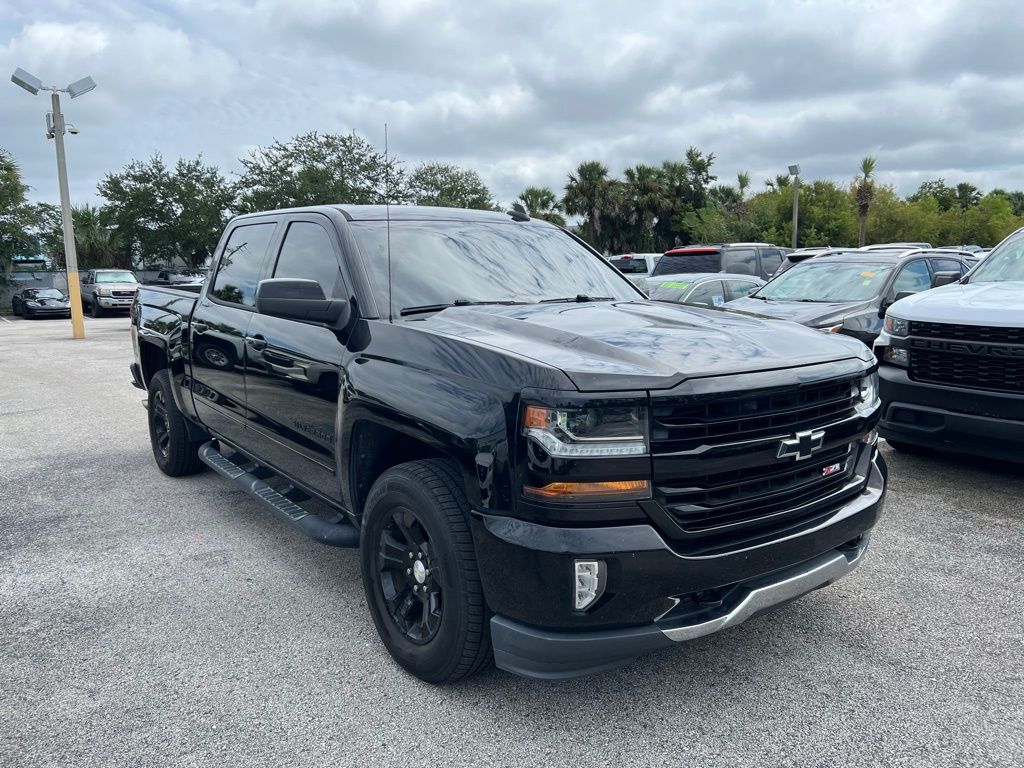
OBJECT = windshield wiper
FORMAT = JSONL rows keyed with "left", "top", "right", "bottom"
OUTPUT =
{"left": 539, "top": 295, "right": 616, "bottom": 304}
{"left": 399, "top": 300, "right": 529, "bottom": 317}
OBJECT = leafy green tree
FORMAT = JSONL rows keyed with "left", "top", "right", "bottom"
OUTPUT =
{"left": 98, "top": 154, "right": 236, "bottom": 269}
{"left": 515, "top": 186, "right": 565, "bottom": 226}
{"left": 853, "top": 156, "right": 877, "bottom": 246}
{"left": 236, "top": 131, "right": 403, "bottom": 212}
{"left": 408, "top": 162, "right": 494, "bottom": 209}
{"left": 908, "top": 179, "right": 956, "bottom": 211}
{"left": 0, "top": 148, "right": 53, "bottom": 283}
{"left": 621, "top": 164, "right": 668, "bottom": 251}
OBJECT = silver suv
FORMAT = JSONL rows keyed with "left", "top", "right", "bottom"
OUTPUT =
{"left": 80, "top": 269, "right": 139, "bottom": 317}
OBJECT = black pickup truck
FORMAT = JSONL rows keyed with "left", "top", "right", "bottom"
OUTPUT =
{"left": 131, "top": 204, "right": 886, "bottom": 682}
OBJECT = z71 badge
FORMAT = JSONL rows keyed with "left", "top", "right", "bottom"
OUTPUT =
{"left": 821, "top": 462, "right": 844, "bottom": 477}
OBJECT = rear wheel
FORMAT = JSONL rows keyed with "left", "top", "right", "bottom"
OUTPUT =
{"left": 148, "top": 369, "right": 204, "bottom": 476}
{"left": 361, "top": 459, "right": 491, "bottom": 683}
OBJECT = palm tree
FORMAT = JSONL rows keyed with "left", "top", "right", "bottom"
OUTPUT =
{"left": 515, "top": 186, "right": 566, "bottom": 227}
{"left": 70, "top": 204, "right": 126, "bottom": 269}
{"left": 736, "top": 171, "right": 751, "bottom": 220}
{"left": 954, "top": 182, "right": 981, "bottom": 210}
{"left": 623, "top": 164, "right": 668, "bottom": 250}
{"left": 564, "top": 161, "right": 614, "bottom": 250}
{"left": 854, "top": 156, "right": 877, "bottom": 247}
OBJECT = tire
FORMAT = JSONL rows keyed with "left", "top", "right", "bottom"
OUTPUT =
{"left": 12, "top": 301, "right": 20, "bottom": 316}
{"left": 90, "top": 296, "right": 103, "bottom": 318}
{"left": 361, "top": 459, "right": 492, "bottom": 684}
{"left": 148, "top": 369, "right": 204, "bottom": 476}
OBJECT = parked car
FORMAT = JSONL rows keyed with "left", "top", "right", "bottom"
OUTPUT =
{"left": 773, "top": 247, "right": 836, "bottom": 278}
{"left": 648, "top": 273, "right": 764, "bottom": 308}
{"left": 607, "top": 253, "right": 662, "bottom": 292}
{"left": 11, "top": 287, "right": 71, "bottom": 319}
{"left": 132, "top": 204, "right": 885, "bottom": 683}
{"left": 151, "top": 270, "right": 207, "bottom": 289}
{"left": 652, "top": 243, "right": 788, "bottom": 281}
{"left": 80, "top": 269, "right": 139, "bottom": 317}
{"left": 725, "top": 249, "right": 977, "bottom": 344}
{"left": 875, "top": 227, "right": 1024, "bottom": 461}
{"left": 860, "top": 242, "right": 931, "bottom": 251}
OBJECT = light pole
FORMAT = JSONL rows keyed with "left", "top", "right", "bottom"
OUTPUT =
{"left": 11, "top": 67, "right": 96, "bottom": 340}
{"left": 788, "top": 163, "right": 800, "bottom": 250}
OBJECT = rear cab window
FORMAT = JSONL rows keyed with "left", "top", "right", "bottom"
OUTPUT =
{"left": 652, "top": 250, "right": 721, "bottom": 276}
{"left": 609, "top": 258, "right": 649, "bottom": 275}
{"left": 722, "top": 248, "right": 757, "bottom": 276}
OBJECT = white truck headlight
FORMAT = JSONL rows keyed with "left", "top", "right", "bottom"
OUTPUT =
{"left": 523, "top": 404, "right": 648, "bottom": 458}
{"left": 97, "top": 288, "right": 111, "bottom": 297}
{"left": 884, "top": 315, "right": 909, "bottom": 337}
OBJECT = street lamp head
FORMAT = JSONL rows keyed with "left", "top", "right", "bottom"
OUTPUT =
{"left": 67, "top": 75, "right": 96, "bottom": 99}
{"left": 11, "top": 67, "right": 43, "bottom": 95}
{"left": 788, "top": 164, "right": 801, "bottom": 176}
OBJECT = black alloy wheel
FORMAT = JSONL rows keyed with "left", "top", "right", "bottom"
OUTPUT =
{"left": 151, "top": 388, "right": 171, "bottom": 460}
{"left": 376, "top": 507, "right": 443, "bottom": 644}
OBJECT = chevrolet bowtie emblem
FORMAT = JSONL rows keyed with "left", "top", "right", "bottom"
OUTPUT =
{"left": 777, "top": 429, "right": 826, "bottom": 461}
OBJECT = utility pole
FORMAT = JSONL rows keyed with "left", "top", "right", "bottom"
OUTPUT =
{"left": 788, "top": 164, "right": 801, "bottom": 250}
{"left": 10, "top": 68, "right": 96, "bottom": 339}
{"left": 51, "top": 91, "right": 86, "bottom": 338}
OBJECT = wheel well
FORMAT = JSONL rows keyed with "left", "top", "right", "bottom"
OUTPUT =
{"left": 350, "top": 421, "right": 447, "bottom": 515}
{"left": 139, "top": 339, "right": 167, "bottom": 387}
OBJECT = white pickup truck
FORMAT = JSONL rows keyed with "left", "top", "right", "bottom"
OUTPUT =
{"left": 874, "top": 227, "right": 1024, "bottom": 461}
{"left": 80, "top": 269, "right": 140, "bottom": 317}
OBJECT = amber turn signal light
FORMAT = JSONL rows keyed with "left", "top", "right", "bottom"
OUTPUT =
{"left": 523, "top": 479, "right": 650, "bottom": 501}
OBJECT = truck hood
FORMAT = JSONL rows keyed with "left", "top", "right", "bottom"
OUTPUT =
{"left": 423, "top": 300, "right": 870, "bottom": 391}
{"left": 96, "top": 282, "right": 139, "bottom": 289}
{"left": 889, "top": 281, "right": 1024, "bottom": 326}
{"left": 724, "top": 297, "right": 872, "bottom": 329}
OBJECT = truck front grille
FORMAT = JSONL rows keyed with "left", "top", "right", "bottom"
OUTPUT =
{"left": 909, "top": 348, "right": 1024, "bottom": 395}
{"left": 909, "top": 321, "right": 1024, "bottom": 345}
{"left": 650, "top": 376, "right": 868, "bottom": 550}
{"left": 111, "top": 290, "right": 137, "bottom": 298}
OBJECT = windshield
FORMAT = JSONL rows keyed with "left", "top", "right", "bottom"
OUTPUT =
{"left": 755, "top": 261, "right": 895, "bottom": 302}
{"left": 349, "top": 220, "right": 638, "bottom": 314}
{"left": 95, "top": 271, "right": 137, "bottom": 283}
{"left": 968, "top": 229, "right": 1024, "bottom": 283}
{"left": 25, "top": 288, "right": 64, "bottom": 299}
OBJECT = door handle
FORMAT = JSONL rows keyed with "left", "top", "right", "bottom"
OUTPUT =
{"left": 192, "top": 321, "right": 209, "bottom": 333}
{"left": 246, "top": 334, "right": 267, "bottom": 351}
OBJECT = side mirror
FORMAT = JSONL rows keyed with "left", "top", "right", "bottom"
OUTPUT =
{"left": 931, "top": 271, "right": 960, "bottom": 288}
{"left": 894, "top": 290, "right": 917, "bottom": 303}
{"left": 255, "top": 279, "right": 351, "bottom": 325}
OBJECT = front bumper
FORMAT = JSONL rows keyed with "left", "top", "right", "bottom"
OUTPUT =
{"left": 474, "top": 451, "right": 886, "bottom": 679}
{"left": 879, "top": 365, "right": 1024, "bottom": 461}
{"left": 97, "top": 298, "right": 135, "bottom": 309}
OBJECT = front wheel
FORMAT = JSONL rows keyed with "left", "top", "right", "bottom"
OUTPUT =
{"left": 148, "top": 369, "right": 204, "bottom": 476}
{"left": 361, "top": 459, "right": 492, "bottom": 684}
{"left": 90, "top": 296, "right": 103, "bottom": 318}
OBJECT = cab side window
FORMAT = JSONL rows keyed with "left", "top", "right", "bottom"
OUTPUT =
{"left": 889, "top": 260, "right": 931, "bottom": 297}
{"left": 758, "top": 248, "right": 783, "bottom": 277}
{"left": 271, "top": 222, "right": 343, "bottom": 298}
{"left": 725, "top": 280, "right": 761, "bottom": 301}
{"left": 210, "top": 222, "right": 277, "bottom": 306}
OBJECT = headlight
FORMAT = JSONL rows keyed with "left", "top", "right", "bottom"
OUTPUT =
{"left": 884, "top": 315, "right": 908, "bottom": 337}
{"left": 97, "top": 288, "right": 111, "bottom": 296}
{"left": 523, "top": 404, "right": 648, "bottom": 458}
{"left": 852, "top": 372, "right": 879, "bottom": 415}
{"left": 25, "top": 300, "right": 40, "bottom": 307}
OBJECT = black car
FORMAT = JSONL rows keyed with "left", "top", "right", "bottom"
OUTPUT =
{"left": 11, "top": 287, "right": 71, "bottom": 319}
{"left": 725, "top": 249, "right": 978, "bottom": 344}
{"left": 652, "top": 243, "right": 788, "bottom": 281}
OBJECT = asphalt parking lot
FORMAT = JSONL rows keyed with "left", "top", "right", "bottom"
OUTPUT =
{"left": 1, "top": 314, "right": 1022, "bottom": 767}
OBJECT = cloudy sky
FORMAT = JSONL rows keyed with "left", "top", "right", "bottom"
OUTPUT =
{"left": 2, "top": 0, "right": 1023, "bottom": 208}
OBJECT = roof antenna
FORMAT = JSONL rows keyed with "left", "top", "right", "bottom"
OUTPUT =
{"left": 384, "top": 122, "right": 393, "bottom": 322}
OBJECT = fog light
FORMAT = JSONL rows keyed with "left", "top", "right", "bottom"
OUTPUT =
{"left": 574, "top": 560, "right": 606, "bottom": 611}
{"left": 884, "top": 347, "right": 909, "bottom": 367}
